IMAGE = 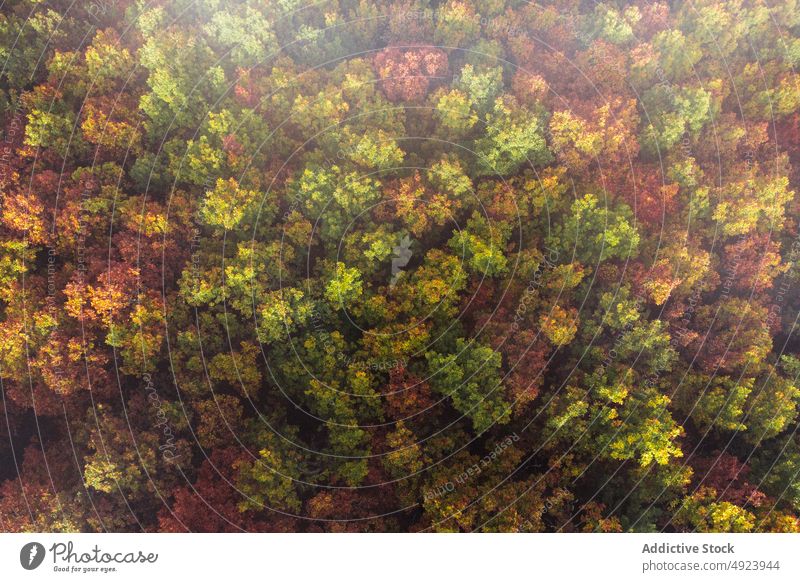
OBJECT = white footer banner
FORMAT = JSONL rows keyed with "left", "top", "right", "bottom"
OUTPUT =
{"left": 1, "top": 533, "right": 798, "bottom": 581}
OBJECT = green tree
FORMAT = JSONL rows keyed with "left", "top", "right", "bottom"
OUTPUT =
{"left": 474, "top": 96, "right": 552, "bottom": 176}
{"left": 426, "top": 338, "right": 511, "bottom": 433}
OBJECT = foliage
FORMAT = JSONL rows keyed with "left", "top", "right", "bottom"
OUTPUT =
{"left": 1, "top": 0, "right": 798, "bottom": 533}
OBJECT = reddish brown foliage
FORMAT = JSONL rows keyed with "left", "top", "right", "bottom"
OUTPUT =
{"left": 373, "top": 47, "right": 448, "bottom": 102}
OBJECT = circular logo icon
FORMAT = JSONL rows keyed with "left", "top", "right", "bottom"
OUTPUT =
{"left": 20, "top": 542, "right": 46, "bottom": 570}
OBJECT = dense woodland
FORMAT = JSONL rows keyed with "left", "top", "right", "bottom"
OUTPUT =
{"left": 1, "top": 0, "right": 800, "bottom": 532}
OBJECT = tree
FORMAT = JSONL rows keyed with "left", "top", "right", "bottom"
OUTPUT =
{"left": 712, "top": 161, "right": 795, "bottom": 237}
{"left": 674, "top": 374, "right": 753, "bottom": 433}
{"left": 551, "top": 193, "right": 640, "bottom": 264}
{"left": 687, "top": 299, "right": 772, "bottom": 375}
{"left": 200, "top": 178, "right": 264, "bottom": 232}
{"left": 324, "top": 262, "right": 364, "bottom": 309}
{"left": 673, "top": 488, "right": 755, "bottom": 533}
{"left": 234, "top": 425, "right": 305, "bottom": 513}
{"left": 426, "top": 338, "right": 511, "bottom": 433}
{"left": 474, "top": 96, "right": 552, "bottom": 176}
{"left": 447, "top": 212, "right": 510, "bottom": 277}
{"left": 433, "top": 89, "right": 478, "bottom": 137}
{"left": 373, "top": 47, "right": 448, "bottom": 102}
{"left": 203, "top": 7, "right": 278, "bottom": 68}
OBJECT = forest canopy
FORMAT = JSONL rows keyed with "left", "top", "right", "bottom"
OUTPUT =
{"left": 1, "top": 0, "right": 800, "bottom": 532}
